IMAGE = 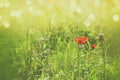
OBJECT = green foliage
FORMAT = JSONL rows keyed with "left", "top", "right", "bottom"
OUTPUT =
{"left": 0, "top": 25, "right": 111, "bottom": 80}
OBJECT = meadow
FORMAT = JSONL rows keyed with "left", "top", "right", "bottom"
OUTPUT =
{"left": 0, "top": 0, "right": 120, "bottom": 80}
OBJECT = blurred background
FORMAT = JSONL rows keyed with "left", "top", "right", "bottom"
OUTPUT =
{"left": 0, "top": 0, "right": 120, "bottom": 28}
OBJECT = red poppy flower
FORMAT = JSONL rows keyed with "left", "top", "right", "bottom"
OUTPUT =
{"left": 75, "top": 36, "right": 88, "bottom": 45}
{"left": 91, "top": 44, "right": 96, "bottom": 49}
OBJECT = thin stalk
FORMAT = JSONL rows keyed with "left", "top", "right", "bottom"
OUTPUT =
{"left": 78, "top": 45, "right": 80, "bottom": 77}
{"left": 101, "top": 42, "right": 106, "bottom": 80}
{"left": 99, "top": 33, "right": 105, "bottom": 80}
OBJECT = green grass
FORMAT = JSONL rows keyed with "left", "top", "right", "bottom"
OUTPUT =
{"left": 0, "top": 24, "right": 113, "bottom": 80}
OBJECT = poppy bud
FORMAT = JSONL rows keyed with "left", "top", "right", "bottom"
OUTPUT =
{"left": 99, "top": 33, "right": 104, "bottom": 42}
{"left": 91, "top": 44, "right": 96, "bottom": 49}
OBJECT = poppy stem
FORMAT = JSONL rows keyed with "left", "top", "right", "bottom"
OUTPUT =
{"left": 101, "top": 42, "right": 106, "bottom": 80}
{"left": 77, "top": 45, "right": 80, "bottom": 78}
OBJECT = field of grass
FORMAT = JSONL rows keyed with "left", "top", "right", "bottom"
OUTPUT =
{"left": 0, "top": 0, "right": 120, "bottom": 80}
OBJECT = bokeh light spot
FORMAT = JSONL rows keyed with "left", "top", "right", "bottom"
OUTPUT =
{"left": 113, "top": 14, "right": 119, "bottom": 22}
{"left": 10, "top": 10, "right": 22, "bottom": 18}
{"left": 0, "top": 16, "right": 2, "bottom": 21}
{"left": 88, "top": 14, "right": 95, "bottom": 22}
{"left": 4, "top": 1, "right": 10, "bottom": 8}
{"left": 84, "top": 20, "right": 90, "bottom": 27}
{"left": 2, "top": 21, "right": 10, "bottom": 28}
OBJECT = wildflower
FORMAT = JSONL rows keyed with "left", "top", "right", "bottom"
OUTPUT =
{"left": 91, "top": 44, "right": 96, "bottom": 49}
{"left": 75, "top": 36, "right": 88, "bottom": 45}
{"left": 99, "top": 33, "right": 104, "bottom": 42}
